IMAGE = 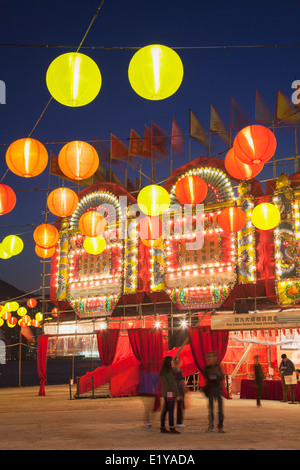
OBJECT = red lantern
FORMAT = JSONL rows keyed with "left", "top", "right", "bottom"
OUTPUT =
{"left": 7, "top": 316, "right": 17, "bottom": 327}
{"left": 79, "top": 211, "right": 107, "bottom": 237}
{"left": 138, "top": 216, "right": 164, "bottom": 241}
{"left": 175, "top": 174, "right": 208, "bottom": 204}
{"left": 218, "top": 207, "right": 246, "bottom": 233}
{"left": 225, "top": 148, "right": 264, "bottom": 180}
{"left": 233, "top": 124, "right": 276, "bottom": 165}
{"left": 47, "top": 187, "right": 78, "bottom": 217}
{"left": 27, "top": 298, "right": 37, "bottom": 308}
{"left": 0, "top": 184, "right": 17, "bottom": 215}
{"left": 58, "top": 141, "right": 99, "bottom": 180}
{"left": 33, "top": 224, "right": 59, "bottom": 249}
{"left": 51, "top": 308, "right": 58, "bottom": 317}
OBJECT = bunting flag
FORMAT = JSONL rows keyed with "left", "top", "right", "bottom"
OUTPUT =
{"left": 129, "top": 129, "right": 144, "bottom": 157}
{"left": 255, "top": 91, "right": 275, "bottom": 124}
{"left": 171, "top": 117, "right": 184, "bottom": 154}
{"left": 210, "top": 104, "right": 231, "bottom": 146}
{"left": 276, "top": 89, "right": 300, "bottom": 124}
{"left": 189, "top": 109, "right": 209, "bottom": 152}
{"left": 110, "top": 134, "right": 129, "bottom": 161}
{"left": 93, "top": 138, "right": 111, "bottom": 172}
{"left": 142, "top": 124, "right": 151, "bottom": 158}
{"left": 151, "top": 121, "right": 170, "bottom": 156}
{"left": 230, "top": 97, "right": 250, "bottom": 129}
{"left": 50, "top": 152, "right": 105, "bottom": 186}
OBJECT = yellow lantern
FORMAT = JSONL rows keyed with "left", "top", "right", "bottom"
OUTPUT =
{"left": 251, "top": 203, "right": 280, "bottom": 230}
{"left": 0, "top": 318, "right": 4, "bottom": 327}
{"left": 17, "top": 307, "right": 27, "bottom": 317}
{"left": 0, "top": 245, "right": 12, "bottom": 260}
{"left": 35, "top": 312, "right": 43, "bottom": 322}
{"left": 5, "top": 302, "right": 19, "bottom": 312}
{"left": 83, "top": 236, "right": 106, "bottom": 255}
{"left": 137, "top": 184, "right": 170, "bottom": 216}
{"left": 2, "top": 235, "right": 24, "bottom": 257}
{"left": 46, "top": 52, "right": 102, "bottom": 107}
{"left": 128, "top": 44, "right": 184, "bottom": 100}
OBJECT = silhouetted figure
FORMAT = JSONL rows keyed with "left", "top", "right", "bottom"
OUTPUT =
{"left": 160, "top": 356, "right": 180, "bottom": 434}
{"left": 202, "top": 351, "right": 225, "bottom": 433}
{"left": 173, "top": 356, "right": 186, "bottom": 428}
{"left": 279, "top": 354, "right": 296, "bottom": 404}
{"left": 254, "top": 355, "right": 265, "bottom": 407}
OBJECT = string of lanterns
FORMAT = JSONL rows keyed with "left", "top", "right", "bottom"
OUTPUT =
{"left": 0, "top": 298, "right": 43, "bottom": 329}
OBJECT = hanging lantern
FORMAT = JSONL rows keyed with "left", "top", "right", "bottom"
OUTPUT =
{"left": 47, "top": 187, "right": 78, "bottom": 217}
{"left": 2, "top": 311, "right": 11, "bottom": 321}
{"left": 0, "top": 184, "right": 16, "bottom": 215}
{"left": 233, "top": 125, "right": 277, "bottom": 165}
{"left": 33, "top": 224, "right": 59, "bottom": 249}
{"left": 7, "top": 316, "right": 17, "bottom": 328}
{"left": 138, "top": 216, "right": 164, "bottom": 241}
{"left": 137, "top": 184, "right": 170, "bottom": 216}
{"left": 17, "top": 307, "right": 27, "bottom": 317}
{"left": 128, "top": 44, "right": 184, "bottom": 100}
{"left": 5, "top": 138, "right": 48, "bottom": 178}
{"left": 0, "top": 245, "right": 12, "bottom": 260}
{"left": 5, "top": 302, "right": 19, "bottom": 312}
{"left": 58, "top": 140, "right": 99, "bottom": 180}
{"left": 51, "top": 308, "right": 58, "bottom": 317}
{"left": 2, "top": 235, "right": 24, "bottom": 257}
{"left": 46, "top": 52, "right": 102, "bottom": 107}
{"left": 79, "top": 211, "right": 107, "bottom": 237}
{"left": 251, "top": 202, "right": 280, "bottom": 230}
{"left": 175, "top": 174, "right": 208, "bottom": 204}
{"left": 225, "top": 148, "right": 264, "bottom": 180}
{"left": 0, "top": 318, "right": 4, "bottom": 327}
{"left": 83, "top": 236, "right": 106, "bottom": 255}
{"left": 35, "top": 245, "right": 56, "bottom": 258}
{"left": 27, "top": 298, "right": 37, "bottom": 309}
{"left": 32, "top": 319, "right": 41, "bottom": 328}
{"left": 141, "top": 235, "right": 164, "bottom": 247}
{"left": 35, "top": 312, "right": 43, "bottom": 322}
{"left": 0, "top": 305, "right": 5, "bottom": 318}
{"left": 218, "top": 207, "right": 246, "bottom": 233}
{"left": 20, "top": 315, "right": 31, "bottom": 327}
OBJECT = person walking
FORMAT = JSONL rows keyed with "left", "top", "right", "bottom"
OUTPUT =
{"left": 139, "top": 364, "right": 159, "bottom": 429}
{"left": 160, "top": 356, "right": 180, "bottom": 434}
{"left": 279, "top": 354, "right": 296, "bottom": 404}
{"left": 254, "top": 355, "right": 265, "bottom": 407}
{"left": 173, "top": 356, "right": 186, "bottom": 428}
{"left": 202, "top": 351, "right": 225, "bottom": 433}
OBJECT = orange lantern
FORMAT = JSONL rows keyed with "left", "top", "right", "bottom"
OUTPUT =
{"left": 5, "top": 138, "right": 48, "bottom": 178}
{"left": 32, "top": 319, "right": 41, "bottom": 328}
{"left": 218, "top": 207, "right": 246, "bottom": 233}
{"left": 58, "top": 141, "right": 99, "bottom": 180}
{"left": 35, "top": 245, "right": 56, "bottom": 258}
{"left": 33, "top": 224, "right": 59, "bottom": 249}
{"left": 79, "top": 211, "right": 107, "bottom": 237}
{"left": 175, "top": 174, "right": 208, "bottom": 204}
{"left": 2, "top": 310, "right": 11, "bottom": 321}
{"left": 138, "top": 216, "right": 164, "bottom": 241}
{"left": 0, "top": 184, "right": 17, "bottom": 215}
{"left": 27, "top": 298, "right": 37, "bottom": 308}
{"left": 233, "top": 124, "right": 276, "bottom": 165}
{"left": 47, "top": 187, "right": 78, "bottom": 217}
{"left": 141, "top": 236, "right": 164, "bottom": 247}
{"left": 51, "top": 308, "right": 58, "bottom": 317}
{"left": 21, "top": 315, "right": 31, "bottom": 326}
{"left": 225, "top": 148, "right": 264, "bottom": 180}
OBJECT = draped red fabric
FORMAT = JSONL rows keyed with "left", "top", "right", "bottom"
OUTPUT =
{"left": 96, "top": 329, "right": 120, "bottom": 367}
{"left": 37, "top": 334, "right": 48, "bottom": 396}
{"left": 127, "top": 328, "right": 163, "bottom": 373}
{"left": 187, "top": 326, "right": 229, "bottom": 373}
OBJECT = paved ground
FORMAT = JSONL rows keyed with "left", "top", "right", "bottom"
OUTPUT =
{"left": 0, "top": 385, "right": 300, "bottom": 451}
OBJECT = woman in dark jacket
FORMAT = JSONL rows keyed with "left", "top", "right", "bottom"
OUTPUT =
{"left": 160, "top": 356, "right": 180, "bottom": 434}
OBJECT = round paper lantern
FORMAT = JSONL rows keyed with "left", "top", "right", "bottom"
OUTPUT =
{"left": 0, "top": 305, "right": 6, "bottom": 318}
{"left": 58, "top": 141, "right": 99, "bottom": 180}
{"left": 2, "top": 235, "right": 24, "bottom": 256}
{"left": 46, "top": 52, "right": 102, "bottom": 107}
{"left": 0, "top": 318, "right": 4, "bottom": 327}
{"left": 225, "top": 148, "right": 264, "bottom": 180}
{"left": 27, "top": 298, "right": 37, "bottom": 309}
{"left": 2, "top": 311, "right": 11, "bottom": 321}
{"left": 137, "top": 184, "right": 170, "bottom": 216}
{"left": 35, "top": 245, "right": 56, "bottom": 258}
{"left": 138, "top": 216, "right": 164, "bottom": 241}
{"left": 51, "top": 308, "right": 58, "bottom": 317}
{"left": 47, "top": 187, "right": 78, "bottom": 217}
{"left": 79, "top": 211, "right": 107, "bottom": 237}
{"left": 0, "top": 184, "right": 16, "bottom": 215}
{"left": 233, "top": 125, "right": 277, "bottom": 165}
{"left": 6, "top": 138, "right": 48, "bottom": 178}
{"left": 128, "top": 44, "right": 184, "bottom": 100}
{"left": 218, "top": 207, "right": 246, "bottom": 233}
{"left": 35, "top": 312, "right": 43, "bottom": 322}
{"left": 175, "top": 174, "right": 208, "bottom": 204}
{"left": 251, "top": 203, "right": 280, "bottom": 230}
{"left": 33, "top": 224, "right": 59, "bottom": 249}
{"left": 83, "top": 236, "right": 106, "bottom": 255}
{"left": 32, "top": 319, "right": 41, "bottom": 328}
{"left": 5, "top": 302, "right": 19, "bottom": 312}
{"left": 0, "top": 245, "right": 12, "bottom": 260}
{"left": 141, "top": 236, "right": 164, "bottom": 248}
{"left": 17, "top": 307, "right": 27, "bottom": 317}
{"left": 20, "top": 315, "right": 31, "bottom": 327}
{"left": 7, "top": 316, "right": 17, "bottom": 328}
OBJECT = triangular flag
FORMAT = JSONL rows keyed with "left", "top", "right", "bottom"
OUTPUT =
{"left": 129, "top": 129, "right": 144, "bottom": 157}
{"left": 255, "top": 91, "right": 275, "bottom": 124}
{"left": 151, "top": 121, "right": 170, "bottom": 156}
{"left": 210, "top": 104, "right": 231, "bottom": 146}
{"left": 143, "top": 125, "right": 151, "bottom": 158}
{"left": 110, "top": 134, "right": 129, "bottom": 161}
{"left": 189, "top": 109, "right": 209, "bottom": 152}
{"left": 171, "top": 117, "right": 184, "bottom": 154}
{"left": 276, "top": 89, "right": 300, "bottom": 123}
{"left": 230, "top": 97, "right": 250, "bottom": 129}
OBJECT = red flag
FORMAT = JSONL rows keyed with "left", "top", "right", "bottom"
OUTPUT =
{"left": 230, "top": 97, "right": 250, "bottom": 129}
{"left": 129, "top": 129, "right": 144, "bottom": 157}
{"left": 171, "top": 117, "right": 184, "bottom": 154}
{"left": 143, "top": 125, "right": 151, "bottom": 158}
{"left": 110, "top": 134, "right": 129, "bottom": 161}
{"left": 151, "top": 121, "right": 170, "bottom": 156}
{"left": 255, "top": 91, "right": 274, "bottom": 124}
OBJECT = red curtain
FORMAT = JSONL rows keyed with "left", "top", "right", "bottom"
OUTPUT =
{"left": 96, "top": 329, "right": 120, "bottom": 367}
{"left": 37, "top": 334, "right": 48, "bottom": 396}
{"left": 187, "top": 326, "right": 229, "bottom": 373}
{"left": 127, "top": 328, "right": 163, "bottom": 373}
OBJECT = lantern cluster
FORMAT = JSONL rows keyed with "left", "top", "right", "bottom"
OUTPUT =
{"left": 0, "top": 235, "right": 24, "bottom": 260}
{"left": 0, "top": 300, "right": 42, "bottom": 329}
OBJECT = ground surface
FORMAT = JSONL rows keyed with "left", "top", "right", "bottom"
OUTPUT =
{"left": 0, "top": 385, "right": 299, "bottom": 451}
